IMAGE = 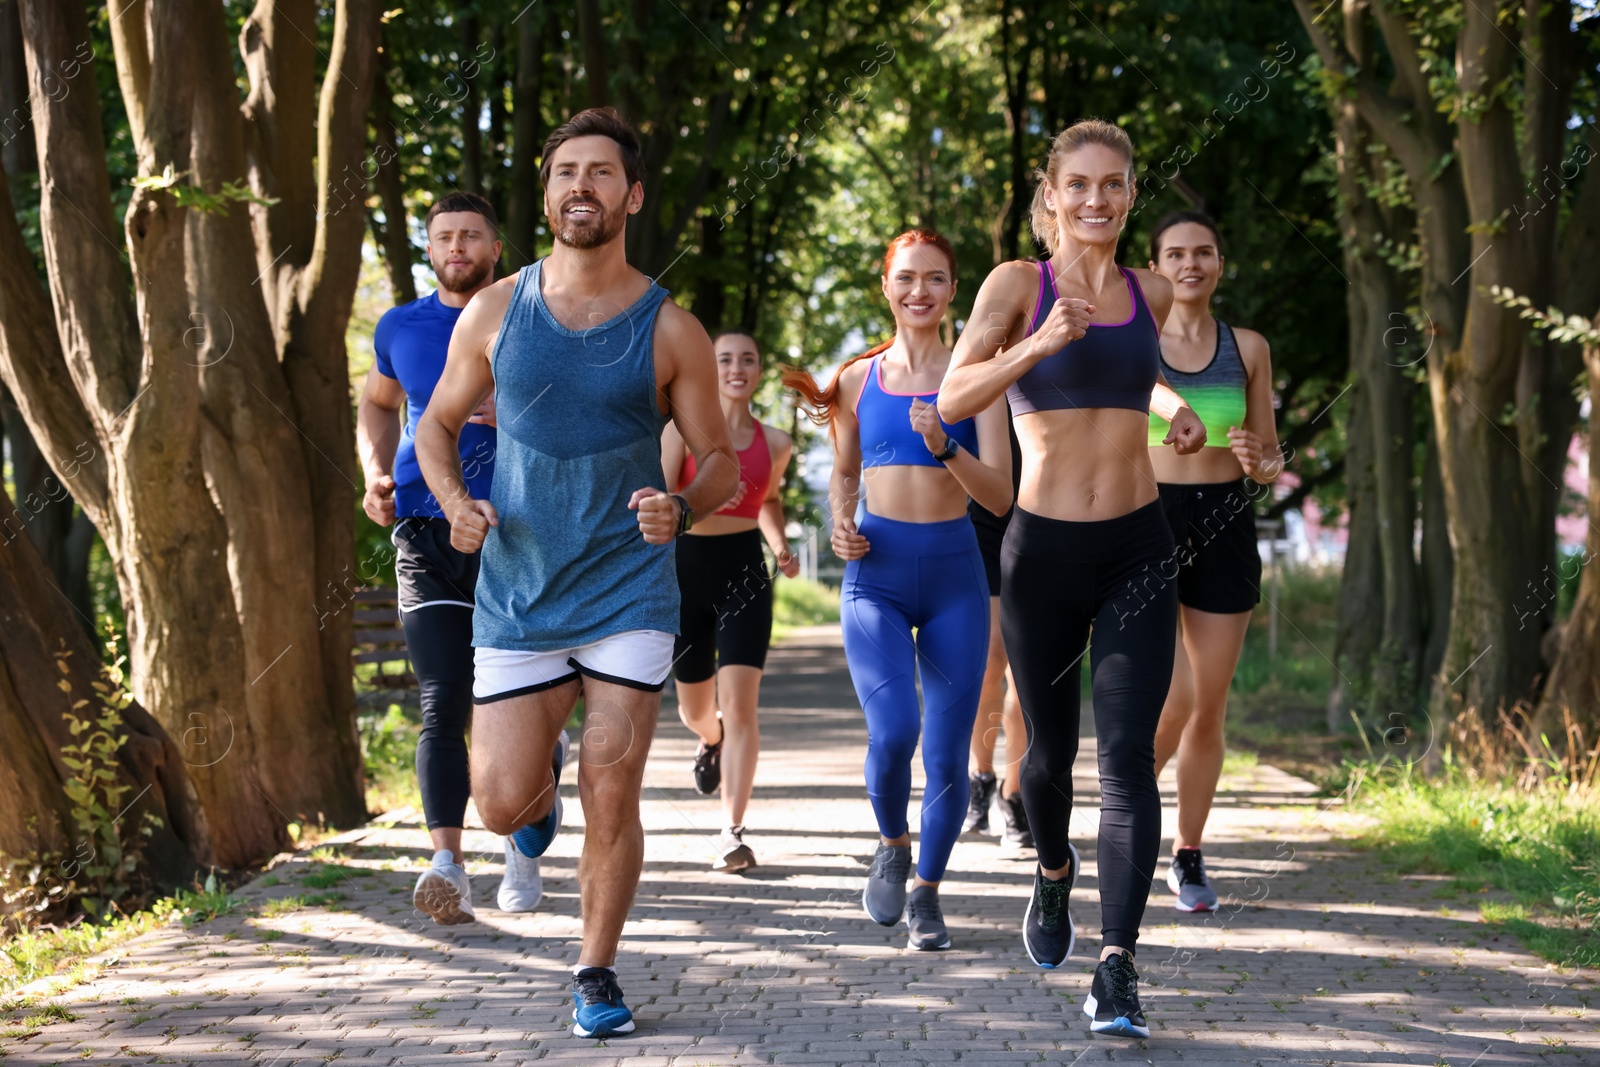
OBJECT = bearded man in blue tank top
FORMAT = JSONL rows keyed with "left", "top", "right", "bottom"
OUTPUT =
{"left": 415, "top": 108, "right": 737, "bottom": 1040}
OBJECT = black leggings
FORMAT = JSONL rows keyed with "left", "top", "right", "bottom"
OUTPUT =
{"left": 673, "top": 529, "right": 774, "bottom": 683}
{"left": 1001, "top": 501, "right": 1177, "bottom": 953}
{"left": 394, "top": 518, "right": 479, "bottom": 832}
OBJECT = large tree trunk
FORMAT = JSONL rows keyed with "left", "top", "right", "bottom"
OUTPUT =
{"left": 371, "top": 36, "right": 416, "bottom": 305}
{"left": 1327, "top": 362, "right": 1381, "bottom": 731}
{"left": 1, "top": 0, "right": 381, "bottom": 863}
{"left": 1, "top": 387, "right": 93, "bottom": 626}
{"left": 1533, "top": 334, "right": 1600, "bottom": 738}
{"left": 0, "top": 0, "right": 32, "bottom": 175}
{"left": 0, "top": 481, "right": 203, "bottom": 896}
{"left": 504, "top": 4, "right": 547, "bottom": 270}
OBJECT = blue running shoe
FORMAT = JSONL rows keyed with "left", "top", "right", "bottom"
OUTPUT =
{"left": 511, "top": 730, "right": 570, "bottom": 859}
{"left": 571, "top": 966, "right": 635, "bottom": 1037}
{"left": 1084, "top": 950, "right": 1149, "bottom": 1038}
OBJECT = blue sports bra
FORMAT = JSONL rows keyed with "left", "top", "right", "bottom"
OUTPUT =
{"left": 855, "top": 354, "right": 980, "bottom": 469}
{"left": 1006, "top": 262, "right": 1161, "bottom": 415}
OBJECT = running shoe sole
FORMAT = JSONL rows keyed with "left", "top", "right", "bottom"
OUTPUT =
{"left": 1173, "top": 896, "right": 1216, "bottom": 913}
{"left": 1022, "top": 842, "right": 1078, "bottom": 969}
{"left": 1083, "top": 994, "right": 1150, "bottom": 1038}
{"left": 714, "top": 844, "right": 757, "bottom": 873}
{"left": 909, "top": 931, "right": 952, "bottom": 951}
{"left": 413, "top": 870, "right": 474, "bottom": 926}
{"left": 572, "top": 1015, "right": 636, "bottom": 1038}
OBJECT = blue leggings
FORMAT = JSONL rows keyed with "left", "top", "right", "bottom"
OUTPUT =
{"left": 841, "top": 513, "right": 989, "bottom": 882}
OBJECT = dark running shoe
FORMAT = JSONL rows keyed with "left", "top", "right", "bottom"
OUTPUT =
{"left": 906, "top": 884, "right": 951, "bottom": 950}
{"left": 962, "top": 771, "right": 997, "bottom": 834}
{"left": 862, "top": 843, "right": 913, "bottom": 926}
{"left": 570, "top": 966, "right": 635, "bottom": 1037}
{"left": 1085, "top": 950, "right": 1148, "bottom": 1038}
{"left": 1022, "top": 843, "right": 1078, "bottom": 968}
{"left": 1166, "top": 847, "right": 1218, "bottom": 912}
{"left": 692, "top": 724, "right": 723, "bottom": 795}
{"left": 999, "top": 790, "right": 1035, "bottom": 850}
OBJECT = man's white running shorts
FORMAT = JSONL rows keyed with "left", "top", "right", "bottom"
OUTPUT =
{"left": 472, "top": 630, "right": 676, "bottom": 704}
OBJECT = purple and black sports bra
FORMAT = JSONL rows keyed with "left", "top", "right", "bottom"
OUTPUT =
{"left": 1006, "top": 262, "right": 1161, "bottom": 416}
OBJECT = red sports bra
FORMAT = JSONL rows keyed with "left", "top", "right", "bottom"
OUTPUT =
{"left": 679, "top": 421, "right": 773, "bottom": 520}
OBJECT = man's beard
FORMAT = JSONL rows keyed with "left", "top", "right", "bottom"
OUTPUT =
{"left": 434, "top": 256, "right": 493, "bottom": 294}
{"left": 550, "top": 196, "right": 626, "bottom": 250}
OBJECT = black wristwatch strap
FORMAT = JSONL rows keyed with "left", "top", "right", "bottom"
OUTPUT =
{"left": 669, "top": 494, "right": 692, "bottom": 537}
{"left": 932, "top": 436, "right": 959, "bottom": 463}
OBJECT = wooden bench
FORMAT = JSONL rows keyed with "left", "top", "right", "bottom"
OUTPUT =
{"left": 352, "top": 587, "right": 416, "bottom": 707}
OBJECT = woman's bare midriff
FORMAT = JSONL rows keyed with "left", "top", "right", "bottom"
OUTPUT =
{"left": 685, "top": 514, "right": 759, "bottom": 536}
{"left": 1150, "top": 444, "right": 1242, "bottom": 485}
{"left": 861, "top": 466, "right": 973, "bottom": 524}
{"left": 1015, "top": 408, "right": 1159, "bottom": 521}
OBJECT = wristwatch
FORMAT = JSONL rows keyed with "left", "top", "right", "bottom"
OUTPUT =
{"left": 670, "top": 494, "right": 693, "bottom": 537}
{"left": 931, "top": 436, "right": 959, "bottom": 463}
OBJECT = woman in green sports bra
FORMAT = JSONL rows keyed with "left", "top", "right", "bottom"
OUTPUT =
{"left": 1145, "top": 211, "right": 1282, "bottom": 915}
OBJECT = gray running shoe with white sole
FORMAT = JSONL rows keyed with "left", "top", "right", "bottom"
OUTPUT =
{"left": 906, "top": 884, "right": 951, "bottom": 950}
{"left": 862, "top": 843, "right": 912, "bottom": 926}
{"left": 1167, "top": 847, "right": 1219, "bottom": 912}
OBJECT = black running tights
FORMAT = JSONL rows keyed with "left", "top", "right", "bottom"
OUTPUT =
{"left": 1000, "top": 501, "right": 1177, "bottom": 953}
{"left": 400, "top": 603, "right": 475, "bottom": 830}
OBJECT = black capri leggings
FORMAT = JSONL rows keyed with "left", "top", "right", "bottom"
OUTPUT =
{"left": 673, "top": 529, "right": 774, "bottom": 684}
{"left": 394, "top": 518, "right": 479, "bottom": 831}
{"left": 1001, "top": 501, "right": 1177, "bottom": 954}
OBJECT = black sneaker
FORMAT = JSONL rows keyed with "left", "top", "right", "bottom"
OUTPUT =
{"left": 862, "top": 843, "right": 912, "bottom": 925}
{"left": 906, "top": 885, "right": 951, "bottom": 950}
{"left": 692, "top": 724, "right": 723, "bottom": 795}
{"left": 962, "top": 772, "right": 997, "bottom": 834}
{"left": 1022, "top": 844, "right": 1077, "bottom": 968}
{"left": 998, "top": 790, "right": 1035, "bottom": 849}
{"left": 1084, "top": 950, "right": 1148, "bottom": 1038}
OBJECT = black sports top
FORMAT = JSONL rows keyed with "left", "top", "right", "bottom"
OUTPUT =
{"left": 1006, "top": 261, "right": 1161, "bottom": 416}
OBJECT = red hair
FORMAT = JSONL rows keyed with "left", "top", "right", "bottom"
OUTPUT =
{"left": 782, "top": 229, "right": 957, "bottom": 428}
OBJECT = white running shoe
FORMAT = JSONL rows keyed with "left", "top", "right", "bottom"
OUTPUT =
{"left": 497, "top": 834, "right": 544, "bottom": 912}
{"left": 413, "top": 849, "right": 475, "bottom": 925}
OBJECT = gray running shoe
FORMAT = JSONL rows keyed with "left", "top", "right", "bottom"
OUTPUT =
{"left": 999, "top": 791, "right": 1035, "bottom": 850}
{"left": 962, "top": 772, "right": 997, "bottom": 834}
{"left": 906, "top": 884, "right": 951, "bottom": 950}
{"left": 1167, "top": 847, "right": 1219, "bottom": 912}
{"left": 862, "top": 843, "right": 912, "bottom": 926}
{"left": 413, "top": 850, "right": 475, "bottom": 925}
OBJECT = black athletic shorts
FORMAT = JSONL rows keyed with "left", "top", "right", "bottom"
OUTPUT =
{"left": 968, "top": 500, "right": 1011, "bottom": 598}
{"left": 673, "top": 528, "right": 773, "bottom": 683}
{"left": 394, "top": 516, "right": 480, "bottom": 610}
{"left": 1157, "top": 479, "right": 1262, "bottom": 615}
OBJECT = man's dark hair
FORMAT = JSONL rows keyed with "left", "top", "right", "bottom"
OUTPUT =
{"left": 424, "top": 192, "right": 499, "bottom": 235}
{"left": 540, "top": 107, "right": 645, "bottom": 189}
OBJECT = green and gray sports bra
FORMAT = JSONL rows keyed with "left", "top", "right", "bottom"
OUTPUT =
{"left": 1149, "top": 320, "right": 1249, "bottom": 447}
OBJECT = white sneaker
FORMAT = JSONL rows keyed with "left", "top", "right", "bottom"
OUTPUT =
{"left": 497, "top": 834, "right": 544, "bottom": 912}
{"left": 413, "top": 850, "right": 475, "bottom": 925}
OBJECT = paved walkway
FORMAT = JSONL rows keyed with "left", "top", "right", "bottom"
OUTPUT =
{"left": 4, "top": 628, "right": 1596, "bottom": 1065}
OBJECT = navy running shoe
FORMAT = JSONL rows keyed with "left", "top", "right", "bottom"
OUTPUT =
{"left": 1084, "top": 950, "right": 1148, "bottom": 1038}
{"left": 571, "top": 966, "right": 635, "bottom": 1037}
{"left": 511, "top": 729, "right": 570, "bottom": 859}
{"left": 1022, "top": 843, "right": 1078, "bottom": 968}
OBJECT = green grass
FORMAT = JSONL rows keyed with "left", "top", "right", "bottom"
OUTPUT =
{"left": 259, "top": 893, "right": 349, "bottom": 918}
{"left": 0, "top": 899, "right": 183, "bottom": 997}
{"left": 772, "top": 577, "right": 840, "bottom": 641}
{"left": 1344, "top": 766, "right": 1600, "bottom": 969}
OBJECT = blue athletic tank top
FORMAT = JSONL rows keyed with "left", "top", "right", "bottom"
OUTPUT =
{"left": 855, "top": 354, "right": 979, "bottom": 469}
{"left": 373, "top": 292, "right": 495, "bottom": 519}
{"left": 1007, "top": 262, "right": 1161, "bottom": 415}
{"left": 473, "top": 260, "right": 677, "bottom": 651}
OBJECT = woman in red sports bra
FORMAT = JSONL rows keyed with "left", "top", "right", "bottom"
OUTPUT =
{"left": 660, "top": 330, "right": 798, "bottom": 873}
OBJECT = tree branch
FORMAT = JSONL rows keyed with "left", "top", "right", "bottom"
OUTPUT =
{"left": 105, "top": 0, "right": 151, "bottom": 160}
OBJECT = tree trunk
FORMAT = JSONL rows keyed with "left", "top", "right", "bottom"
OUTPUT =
{"left": 505, "top": 4, "right": 546, "bottom": 270}
{"left": 1419, "top": 431, "right": 1452, "bottom": 686}
{"left": 0, "top": 0, "right": 33, "bottom": 175}
{"left": 576, "top": 0, "right": 608, "bottom": 108}
{"left": 0, "top": 480, "right": 203, "bottom": 895}
{"left": 1533, "top": 334, "right": 1600, "bottom": 738}
{"left": 371, "top": 37, "right": 416, "bottom": 305}
{"left": 2, "top": 387, "right": 93, "bottom": 627}
{"left": 1327, "top": 361, "right": 1382, "bottom": 732}
{"left": 457, "top": 10, "right": 481, "bottom": 194}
